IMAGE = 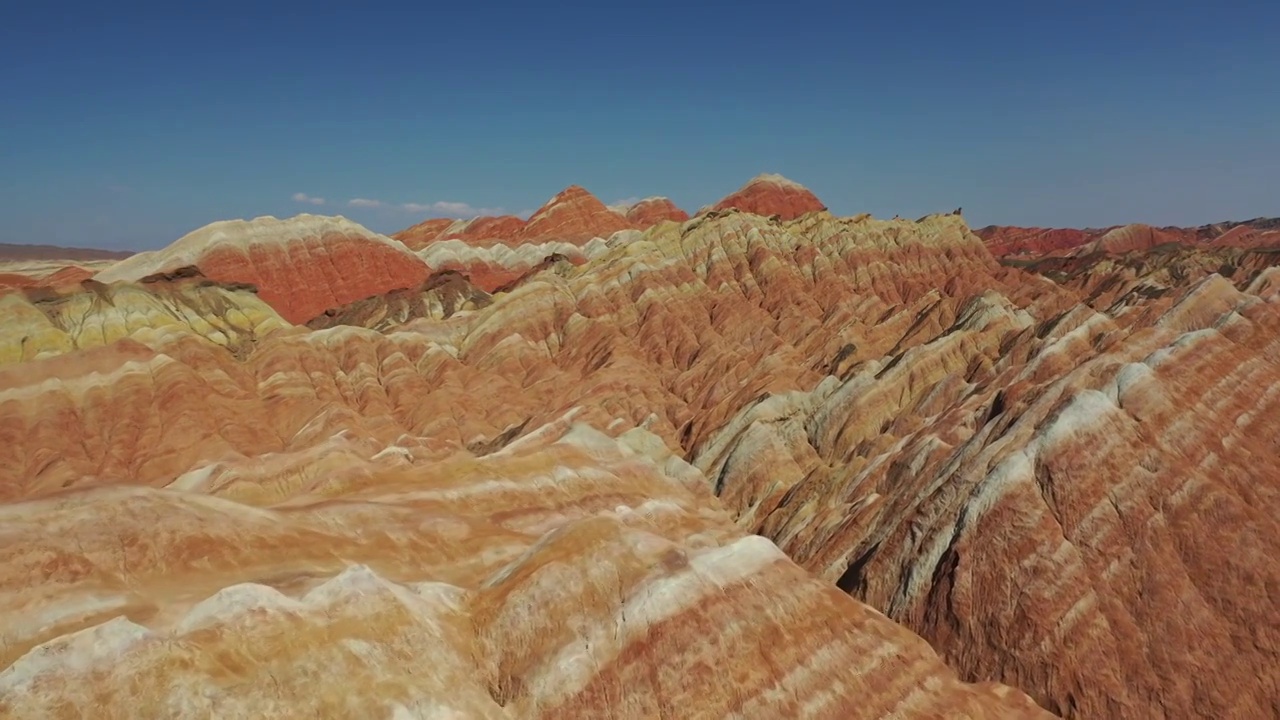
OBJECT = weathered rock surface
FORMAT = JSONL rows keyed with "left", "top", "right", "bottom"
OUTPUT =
{"left": 96, "top": 215, "right": 431, "bottom": 324}
{"left": 0, "top": 242, "right": 133, "bottom": 262}
{"left": 519, "top": 186, "right": 636, "bottom": 244}
{"left": 977, "top": 226, "right": 1094, "bottom": 257}
{"left": 0, "top": 267, "right": 287, "bottom": 365}
{"left": 979, "top": 217, "right": 1280, "bottom": 257}
{"left": 392, "top": 189, "right": 651, "bottom": 293}
{"left": 0, "top": 265, "right": 97, "bottom": 294}
{"left": 305, "top": 270, "right": 492, "bottom": 331}
{"left": 395, "top": 215, "right": 528, "bottom": 250}
{"left": 0, "top": 272, "right": 36, "bottom": 290}
{"left": 710, "top": 173, "right": 827, "bottom": 220}
{"left": 0, "top": 415, "right": 1048, "bottom": 719}
{"left": 625, "top": 196, "right": 690, "bottom": 226}
{"left": 3, "top": 196, "right": 1279, "bottom": 718}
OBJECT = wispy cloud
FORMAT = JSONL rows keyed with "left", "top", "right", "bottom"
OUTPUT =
{"left": 609, "top": 196, "right": 642, "bottom": 209}
{"left": 348, "top": 197, "right": 504, "bottom": 218}
{"left": 292, "top": 192, "right": 326, "bottom": 206}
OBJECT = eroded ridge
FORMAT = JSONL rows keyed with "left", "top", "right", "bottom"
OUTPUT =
{"left": 3, "top": 200, "right": 1278, "bottom": 718}
{"left": 0, "top": 415, "right": 1047, "bottom": 718}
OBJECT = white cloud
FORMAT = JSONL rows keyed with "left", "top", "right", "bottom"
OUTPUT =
{"left": 400, "top": 201, "right": 505, "bottom": 218}
{"left": 610, "top": 196, "right": 642, "bottom": 209}
{"left": 427, "top": 201, "right": 481, "bottom": 216}
{"left": 292, "top": 192, "right": 325, "bottom": 206}
{"left": 341, "top": 196, "right": 506, "bottom": 218}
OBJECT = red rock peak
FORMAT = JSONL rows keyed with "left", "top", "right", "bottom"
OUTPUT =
{"left": 519, "top": 185, "right": 635, "bottom": 244}
{"left": 711, "top": 173, "right": 826, "bottom": 221}
{"left": 625, "top": 197, "right": 690, "bottom": 228}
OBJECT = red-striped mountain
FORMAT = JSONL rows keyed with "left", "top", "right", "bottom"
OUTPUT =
{"left": 709, "top": 173, "right": 827, "bottom": 220}
{"left": 518, "top": 185, "right": 636, "bottom": 244}
{"left": 93, "top": 215, "right": 431, "bottom": 324}
{"left": 979, "top": 217, "right": 1280, "bottom": 257}
{"left": 624, "top": 197, "right": 690, "bottom": 226}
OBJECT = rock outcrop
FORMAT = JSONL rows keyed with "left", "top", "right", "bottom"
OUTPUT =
{"left": 0, "top": 415, "right": 1049, "bottom": 719}
{"left": 0, "top": 242, "right": 133, "bottom": 262}
{"left": 979, "top": 217, "right": 1280, "bottom": 257}
{"left": 710, "top": 173, "right": 827, "bottom": 220}
{"left": 394, "top": 215, "right": 528, "bottom": 250}
{"left": 305, "top": 270, "right": 492, "bottom": 330}
{"left": 0, "top": 266, "right": 99, "bottom": 294}
{"left": 95, "top": 215, "right": 430, "bottom": 324}
{"left": 976, "top": 226, "right": 1094, "bottom": 257}
{"left": 625, "top": 196, "right": 690, "bottom": 226}
{"left": 4, "top": 189, "right": 1279, "bottom": 718}
{"left": 0, "top": 267, "right": 287, "bottom": 365}
{"left": 519, "top": 186, "right": 636, "bottom": 244}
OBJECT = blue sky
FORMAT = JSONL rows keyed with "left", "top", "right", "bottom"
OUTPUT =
{"left": 2, "top": 1, "right": 1276, "bottom": 250}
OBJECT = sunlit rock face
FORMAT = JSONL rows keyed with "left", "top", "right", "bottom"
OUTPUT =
{"left": 0, "top": 417, "right": 1049, "bottom": 719}
{"left": 976, "top": 225, "right": 1095, "bottom": 257}
{"left": 0, "top": 266, "right": 97, "bottom": 293}
{"left": 95, "top": 215, "right": 431, "bottom": 324}
{"left": 390, "top": 188, "right": 644, "bottom": 293}
{"left": 305, "top": 270, "right": 493, "bottom": 331}
{"left": 978, "top": 217, "right": 1280, "bottom": 257}
{"left": 518, "top": 185, "right": 636, "bottom": 244}
{"left": 395, "top": 215, "right": 529, "bottom": 250}
{"left": 624, "top": 196, "right": 690, "bottom": 226}
{"left": 709, "top": 173, "right": 827, "bottom": 220}
{"left": 0, "top": 267, "right": 287, "bottom": 365}
{"left": 3, "top": 184, "right": 1279, "bottom": 718}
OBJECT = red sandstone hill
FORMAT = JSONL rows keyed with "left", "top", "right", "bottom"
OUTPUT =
{"left": 0, "top": 242, "right": 133, "bottom": 262}
{"left": 94, "top": 214, "right": 431, "bottom": 324}
{"left": 0, "top": 266, "right": 101, "bottom": 294}
{"left": 709, "top": 173, "right": 827, "bottom": 220}
{"left": 518, "top": 185, "right": 636, "bottom": 244}
{"left": 393, "top": 175, "right": 826, "bottom": 255}
{"left": 978, "top": 217, "right": 1280, "bottom": 257}
{"left": 8, "top": 180, "right": 1280, "bottom": 718}
{"left": 974, "top": 226, "right": 1094, "bottom": 257}
{"left": 394, "top": 215, "right": 528, "bottom": 251}
{"left": 624, "top": 197, "right": 689, "bottom": 226}
{"left": 394, "top": 187, "right": 643, "bottom": 251}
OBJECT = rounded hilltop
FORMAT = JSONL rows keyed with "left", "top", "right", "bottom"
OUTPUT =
{"left": 708, "top": 173, "right": 828, "bottom": 221}
{"left": 93, "top": 213, "right": 429, "bottom": 324}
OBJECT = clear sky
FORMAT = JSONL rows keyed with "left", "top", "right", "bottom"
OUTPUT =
{"left": 2, "top": 1, "right": 1276, "bottom": 250}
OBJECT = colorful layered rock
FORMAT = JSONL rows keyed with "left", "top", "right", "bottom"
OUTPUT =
{"left": 4, "top": 187, "right": 1280, "bottom": 718}
{"left": 95, "top": 215, "right": 431, "bottom": 324}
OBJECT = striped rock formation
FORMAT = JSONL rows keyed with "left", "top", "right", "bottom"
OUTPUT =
{"left": 0, "top": 414, "right": 1048, "bottom": 719}
{"left": 2, "top": 191, "right": 1278, "bottom": 718}
{"left": 95, "top": 215, "right": 431, "bottom": 324}
{"left": 0, "top": 267, "right": 287, "bottom": 365}
{"left": 978, "top": 217, "right": 1280, "bottom": 257}
{"left": 709, "top": 173, "right": 827, "bottom": 220}
{"left": 624, "top": 196, "right": 689, "bottom": 226}
{"left": 392, "top": 187, "right": 649, "bottom": 293}
{"left": 0, "top": 266, "right": 99, "bottom": 294}
{"left": 305, "top": 270, "right": 493, "bottom": 332}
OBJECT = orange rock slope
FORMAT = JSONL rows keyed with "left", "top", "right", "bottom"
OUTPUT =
{"left": 624, "top": 196, "right": 690, "bottom": 226}
{"left": 710, "top": 173, "right": 827, "bottom": 220}
{"left": 393, "top": 187, "right": 651, "bottom": 293}
{"left": 94, "top": 214, "right": 432, "bottom": 324}
{"left": 978, "top": 217, "right": 1280, "bottom": 257}
{"left": 2, "top": 179, "right": 1279, "bottom": 718}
